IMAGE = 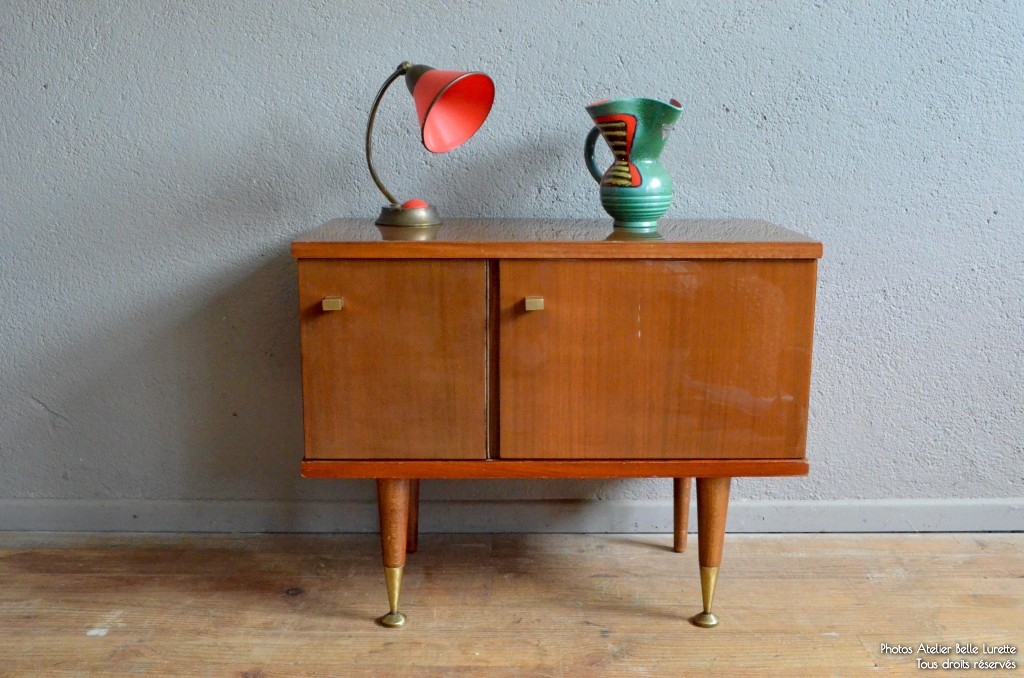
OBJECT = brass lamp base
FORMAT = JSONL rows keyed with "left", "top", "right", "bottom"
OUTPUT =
{"left": 375, "top": 204, "right": 442, "bottom": 241}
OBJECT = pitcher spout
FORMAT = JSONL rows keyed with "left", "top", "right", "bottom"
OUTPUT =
{"left": 659, "top": 98, "right": 684, "bottom": 125}
{"left": 586, "top": 97, "right": 683, "bottom": 122}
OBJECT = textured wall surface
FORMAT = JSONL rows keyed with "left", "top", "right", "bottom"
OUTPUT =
{"left": 1, "top": 1, "right": 1021, "bottom": 530}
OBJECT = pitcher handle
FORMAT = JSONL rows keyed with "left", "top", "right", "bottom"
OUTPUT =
{"left": 584, "top": 126, "right": 603, "bottom": 183}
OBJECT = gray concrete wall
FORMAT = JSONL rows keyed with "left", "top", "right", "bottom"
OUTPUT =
{"left": 2, "top": 1, "right": 1021, "bottom": 532}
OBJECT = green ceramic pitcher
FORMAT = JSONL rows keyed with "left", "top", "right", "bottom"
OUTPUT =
{"left": 585, "top": 97, "right": 683, "bottom": 238}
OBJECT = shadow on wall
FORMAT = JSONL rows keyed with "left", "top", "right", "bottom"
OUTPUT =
{"left": 177, "top": 253, "right": 309, "bottom": 500}
{"left": 3, "top": 121, "right": 377, "bottom": 524}
{"left": 408, "top": 124, "right": 598, "bottom": 221}
{"left": 44, "top": 254, "right": 319, "bottom": 506}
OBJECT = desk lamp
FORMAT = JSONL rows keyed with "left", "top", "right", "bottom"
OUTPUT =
{"left": 365, "top": 61, "right": 495, "bottom": 240}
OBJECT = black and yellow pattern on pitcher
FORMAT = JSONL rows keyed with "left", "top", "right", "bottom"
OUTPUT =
{"left": 594, "top": 114, "right": 641, "bottom": 188}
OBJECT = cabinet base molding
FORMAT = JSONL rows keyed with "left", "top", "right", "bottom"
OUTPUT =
{"left": 302, "top": 459, "right": 809, "bottom": 479}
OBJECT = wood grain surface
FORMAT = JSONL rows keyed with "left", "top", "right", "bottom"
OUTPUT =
{"left": 673, "top": 477, "right": 692, "bottom": 553}
{"left": 376, "top": 479, "right": 410, "bottom": 568}
{"left": 297, "top": 259, "right": 488, "bottom": 460}
{"left": 697, "top": 477, "right": 732, "bottom": 568}
{"left": 2, "top": 533, "right": 1019, "bottom": 676}
{"left": 300, "top": 458, "right": 809, "bottom": 478}
{"left": 498, "top": 259, "right": 817, "bottom": 459}
{"left": 291, "top": 219, "right": 824, "bottom": 260}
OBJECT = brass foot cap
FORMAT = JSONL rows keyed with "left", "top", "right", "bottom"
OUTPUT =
{"left": 377, "top": 611, "right": 407, "bottom": 628}
{"left": 691, "top": 611, "right": 719, "bottom": 628}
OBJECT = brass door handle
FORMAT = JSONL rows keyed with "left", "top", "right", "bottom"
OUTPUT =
{"left": 523, "top": 296, "right": 545, "bottom": 311}
{"left": 321, "top": 297, "right": 345, "bottom": 311}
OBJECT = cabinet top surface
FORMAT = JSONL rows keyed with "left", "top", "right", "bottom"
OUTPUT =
{"left": 292, "top": 218, "right": 822, "bottom": 260}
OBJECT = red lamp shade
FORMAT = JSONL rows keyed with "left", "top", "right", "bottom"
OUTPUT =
{"left": 405, "top": 65, "right": 495, "bottom": 153}
{"left": 366, "top": 61, "right": 495, "bottom": 238}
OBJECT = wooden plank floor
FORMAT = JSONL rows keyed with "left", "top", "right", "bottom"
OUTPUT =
{"left": 1, "top": 533, "right": 1021, "bottom": 677}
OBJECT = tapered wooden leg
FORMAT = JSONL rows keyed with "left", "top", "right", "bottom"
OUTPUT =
{"left": 376, "top": 478, "right": 410, "bottom": 628}
{"left": 693, "top": 476, "right": 731, "bottom": 628}
{"left": 407, "top": 479, "right": 420, "bottom": 554}
{"left": 672, "top": 477, "right": 691, "bottom": 553}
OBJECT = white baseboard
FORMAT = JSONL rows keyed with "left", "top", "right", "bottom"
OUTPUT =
{"left": 0, "top": 498, "right": 1020, "bottom": 533}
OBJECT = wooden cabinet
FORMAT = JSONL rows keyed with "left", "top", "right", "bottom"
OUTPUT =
{"left": 293, "top": 218, "right": 822, "bottom": 629}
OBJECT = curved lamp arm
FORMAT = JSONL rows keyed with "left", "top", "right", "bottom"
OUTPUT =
{"left": 365, "top": 61, "right": 413, "bottom": 206}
